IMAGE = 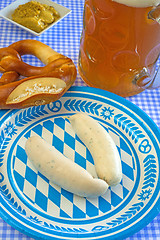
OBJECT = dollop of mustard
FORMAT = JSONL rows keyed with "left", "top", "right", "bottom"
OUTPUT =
{"left": 12, "top": 1, "right": 60, "bottom": 33}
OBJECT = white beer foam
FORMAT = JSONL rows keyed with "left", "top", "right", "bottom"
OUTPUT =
{"left": 112, "top": 0, "right": 160, "bottom": 7}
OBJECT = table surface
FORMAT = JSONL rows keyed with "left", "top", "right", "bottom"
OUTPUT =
{"left": 0, "top": 0, "right": 160, "bottom": 239}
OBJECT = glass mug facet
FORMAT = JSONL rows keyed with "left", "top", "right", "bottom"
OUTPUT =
{"left": 78, "top": 0, "right": 160, "bottom": 97}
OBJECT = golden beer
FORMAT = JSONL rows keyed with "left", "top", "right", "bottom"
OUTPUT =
{"left": 78, "top": 0, "right": 160, "bottom": 96}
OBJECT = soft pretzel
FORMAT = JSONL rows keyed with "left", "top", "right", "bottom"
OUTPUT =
{"left": 0, "top": 40, "right": 77, "bottom": 109}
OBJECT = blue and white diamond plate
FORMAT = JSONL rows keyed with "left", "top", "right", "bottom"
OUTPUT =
{"left": 0, "top": 86, "right": 160, "bottom": 240}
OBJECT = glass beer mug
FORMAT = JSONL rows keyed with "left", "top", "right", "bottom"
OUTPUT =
{"left": 78, "top": 0, "right": 160, "bottom": 97}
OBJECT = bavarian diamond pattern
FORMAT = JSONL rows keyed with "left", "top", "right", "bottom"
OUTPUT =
{"left": 12, "top": 117, "right": 135, "bottom": 219}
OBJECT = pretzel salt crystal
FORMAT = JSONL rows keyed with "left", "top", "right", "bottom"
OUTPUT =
{"left": 0, "top": 40, "right": 77, "bottom": 109}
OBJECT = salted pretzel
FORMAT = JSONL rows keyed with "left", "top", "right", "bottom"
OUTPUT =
{"left": 0, "top": 40, "right": 77, "bottom": 109}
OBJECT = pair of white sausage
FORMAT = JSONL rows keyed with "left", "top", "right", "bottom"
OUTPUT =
{"left": 25, "top": 113, "right": 122, "bottom": 198}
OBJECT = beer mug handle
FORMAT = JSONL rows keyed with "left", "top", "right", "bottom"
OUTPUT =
{"left": 148, "top": 4, "right": 160, "bottom": 22}
{"left": 150, "top": 62, "right": 160, "bottom": 89}
{"left": 147, "top": 5, "right": 160, "bottom": 89}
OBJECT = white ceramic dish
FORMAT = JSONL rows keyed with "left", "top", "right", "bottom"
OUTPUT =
{"left": 0, "top": 0, "right": 71, "bottom": 36}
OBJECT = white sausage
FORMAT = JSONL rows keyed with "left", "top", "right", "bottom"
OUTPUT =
{"left": 25, "top": 136, "right": 108, "bottom": 198}
{"left": 69, "top": 113, "right": 122, "bottom": 186}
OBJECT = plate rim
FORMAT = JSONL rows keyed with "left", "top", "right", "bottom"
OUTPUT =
{"left": 0, "top": 86, "right": 160, "bottom": 240}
